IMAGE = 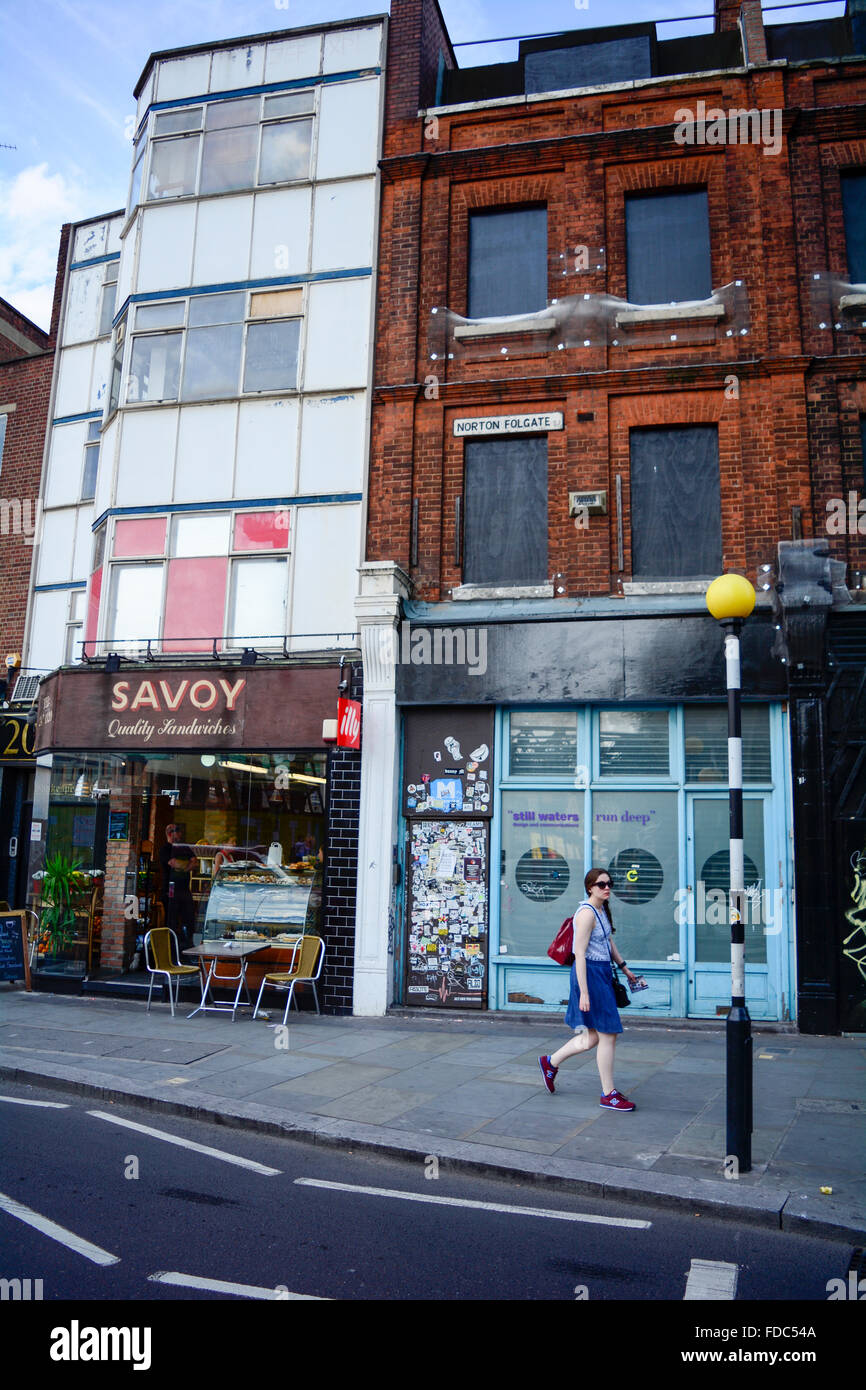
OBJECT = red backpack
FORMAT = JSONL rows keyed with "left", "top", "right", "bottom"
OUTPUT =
{"left": 547, "top": 915, "right": 575, "bottom": 967}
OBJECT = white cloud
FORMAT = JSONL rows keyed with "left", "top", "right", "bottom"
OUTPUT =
{"left": 4, "top": 164, "right": 79, "bottom": 227}
{"left": 0, "top": 163, "right": 118, "bottom": 330}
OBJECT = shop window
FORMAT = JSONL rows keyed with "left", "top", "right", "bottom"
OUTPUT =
{"left": 463, "top": 437, "right": 548, "bottom": 585}
{"left": 127, "top": 331, "right": 182, "bottom": 404}
{"left": 99, "top": 509, "right": 291, "bottom": 652}
{"left": 259, "top": 118, "right": 313, "bottom": 185}
{"left": 99, "top": 261, "right": 119, "bottom": 338}
{"left": 106, "top": 563, "right": 164, "bottom": 649}
{"left": 143, "top": 91, "right": 314, "bottom": 204}
{"left": 113, "top": 516, "right": 167, "bottom": 558}
{"left": 228, "top": 556, "right": 289, "bottom": 647}
{"left": 625, "top": 190, "right": 712, "bottom": 304}
{"left": 234, "top": 511, "right": 290, "bottom": 551}
{"left": 598, "top": 709, "right": 670, "bottom": 778}
{"left": 629, "top": 426, "right": 722, "bottom": 579}
{"left": 591, "top": 790, "right": 679, "bottom": 960}
{"left": 163, "top": 557, "right": 228, "bottom": 653}
{"left": 171, "top": 512, "right": 231, "bottom": 557}
{"left": 243, "top": 319, "right": 301, "bottom": 393}
{"left": 64, "top": 589, "right": 86, "bottom": 664}
{"left": 147, "top": 134, "right": 200, "bottom": 200}
{"left": 129, "top": 140, "right": 145, "bottom": 213}
{"left": 693, "top": 798, "right": 767, "bottom": 964}
{"left": 467, "top": 208, "right": 548, "bottom": 318}
{"left": 81, "top": 422, "right": 100, "bottom": 502}
{"left": 108, "top": 318, "right": 126, "bottom": 416}
{"left": 126, "top": 291, "right": 301, "bottom": 407}
{"left": 509, "top": 711, "right": 578, "bottom": 777}
{"left": 500, "top": 790, "right": 585, "bottom": 956}
{"left": 684, "top": 706, "right": 771, "bottom": 783}
{"left": 841, "top": 171, "right": 866, "bottom": 284}
{"left": 39, "top": 750, "right": 326, "bottom": 978}
{"left": 200, "top": 98, "right": 260, "bottom": 195}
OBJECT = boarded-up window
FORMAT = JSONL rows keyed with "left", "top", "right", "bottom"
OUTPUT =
{"left": 626, "top": 191, "right": 712, "bottom": 304}
{"left": 629, "top": 426, "right": 722, "bottom": 579}
{"left": 468, "top": 209, "right": 548, "bottom": 318}
{"left": 841, "top": 171, "right": 866, "bottom": 284}
{"left": 463, "top": 437, "right": 548, "bottom": 585}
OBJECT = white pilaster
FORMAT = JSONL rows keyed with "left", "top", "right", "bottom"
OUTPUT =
{"left": 352, "top": 562, "right": 410, "bottom": 1016}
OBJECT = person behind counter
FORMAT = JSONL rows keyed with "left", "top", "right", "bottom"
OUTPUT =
{"left": 160, "top": 824, "right": 198, "bottom": 950}
{"left": 213, "top": 838, "right": 241, "bottom": 876}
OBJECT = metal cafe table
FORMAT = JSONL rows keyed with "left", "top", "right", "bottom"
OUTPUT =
{"left": 183, "top": 937, "right": 301, "bottom": 1021}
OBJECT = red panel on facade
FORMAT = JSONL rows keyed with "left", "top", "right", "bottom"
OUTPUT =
{"left": 233, "top": 510, "right": 289, "bottom": 551}
{"left": 163, "top": 557, "right": 228, "bottom": 652}
{"left": 85, "top": 567, "right": 102, "bottom": 651}
{"left": 113, "top": 517, "right": 167, "bottom": 557}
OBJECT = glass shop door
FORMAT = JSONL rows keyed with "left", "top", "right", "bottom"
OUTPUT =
{"left": 685, "top": 794, "right": 784, "bottom": 1019}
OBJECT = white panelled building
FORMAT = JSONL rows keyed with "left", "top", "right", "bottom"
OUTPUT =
{"left": 25, "top": 17, "right": 387, "bottom": 1006}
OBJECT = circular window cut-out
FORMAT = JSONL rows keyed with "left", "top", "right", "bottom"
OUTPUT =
{"left": 700, "top": 851, "right": 760, "bottom": 894}
{"left": 515, "top": 848, "right": 570, "bottom": 902}
{"left": 609, "top": 849, "right": 664, "bottom": 905}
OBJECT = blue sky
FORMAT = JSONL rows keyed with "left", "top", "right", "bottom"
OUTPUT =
{"left": 0, "top": 0, "right": 846, "bottom": 329}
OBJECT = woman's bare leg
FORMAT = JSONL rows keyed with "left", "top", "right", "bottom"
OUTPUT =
{"left": 550, "top": 1028, "right": 598, "bottom": 1068}
{"left": 596, "top": 1032, "right": 617, "bottom": 1094}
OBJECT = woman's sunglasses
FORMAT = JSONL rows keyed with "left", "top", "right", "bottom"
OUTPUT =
{"left": 595, "top": 879, "right": 612, "bottom": 889}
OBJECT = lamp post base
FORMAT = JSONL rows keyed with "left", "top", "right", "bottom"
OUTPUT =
{"left": 726, "top": 1004, "right": 753, "bottom": 1173}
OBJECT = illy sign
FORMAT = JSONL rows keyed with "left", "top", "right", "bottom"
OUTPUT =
{"left": 337, "top": 698, "right": 361, "bottom": 749}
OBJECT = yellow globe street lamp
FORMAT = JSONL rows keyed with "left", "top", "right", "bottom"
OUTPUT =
{"left": 706, "top": 572, "right": 756, "bottom": 1174}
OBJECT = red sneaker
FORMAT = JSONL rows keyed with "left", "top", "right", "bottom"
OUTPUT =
{"left": 599, "top": 1089, "right": 635, "bottom": 1111}
{"left": 538, "top": 1055, "right": 558, "bottom": 1094}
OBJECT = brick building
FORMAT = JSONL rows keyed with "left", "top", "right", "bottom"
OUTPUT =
{"left": 356, "top": 0, "right": 866, "bottom": 1029}
{"left": 0, "top": 234, "right": 68, "bottom": 908}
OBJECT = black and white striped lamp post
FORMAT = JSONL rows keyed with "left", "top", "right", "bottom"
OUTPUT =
{"left": 706, "top": 573, "right": 756, "bottom": 1174}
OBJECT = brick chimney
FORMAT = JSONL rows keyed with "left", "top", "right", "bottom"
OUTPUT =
{"left": 715, "top": 0, "right": 768, "bottom": 63}
{"left": 386, "top": 0, "right": 457, "bottom": 151}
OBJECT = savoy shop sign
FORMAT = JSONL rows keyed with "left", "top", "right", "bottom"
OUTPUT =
{"left": 35, "top": 665, "right": 338, "bottom": 752}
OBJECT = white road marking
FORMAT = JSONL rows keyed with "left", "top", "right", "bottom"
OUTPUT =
{"left": 148, "top": 1271, "right": 326, "bottom": 1300}
{"left": 0, "top": 1095, "right": 69, "bottom": 1108}
{"left": 683, "top": 1258, "right": 739, "bottom": 1300}
{"left": 87, "top": 1110, "right": 280, "bottom": 1175}
{"left": 0, "top": 1189, "right": 120, "bottom": 1266}
{"left": 294, "top": 1178, "right": 651, "bottom": 1228}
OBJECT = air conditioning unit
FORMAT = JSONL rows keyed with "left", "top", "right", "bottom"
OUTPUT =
{"left": 11, "top": 675, "right": 41, "bottom": 704}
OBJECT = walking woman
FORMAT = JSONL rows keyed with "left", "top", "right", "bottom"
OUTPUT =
{"left": 539, "top": 867, "right": 641, "bottom": 1110}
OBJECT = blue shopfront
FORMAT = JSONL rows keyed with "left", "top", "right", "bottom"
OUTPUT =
{"left": 396, "top": 609, "right": 796, "bottom": 1022}
{"left": 489, "top": 702, "right": 794, "bottom": 1020}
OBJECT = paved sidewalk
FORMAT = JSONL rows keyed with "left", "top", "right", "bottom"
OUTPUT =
{"left": 1, "top": 987, "right": 864, "bottom": 1242}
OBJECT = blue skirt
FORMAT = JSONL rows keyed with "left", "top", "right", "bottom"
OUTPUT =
{"left": 565, "top": 958, "right": 623, "bottom": 1034}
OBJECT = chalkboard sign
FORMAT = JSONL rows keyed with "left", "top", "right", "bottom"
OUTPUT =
{"left": 0, "top": 913, "right": 30, "bottom": 987}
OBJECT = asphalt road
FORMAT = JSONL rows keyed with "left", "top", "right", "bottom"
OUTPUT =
{"left": 0, "top": 1079, "right": 856, "bottom": 1311}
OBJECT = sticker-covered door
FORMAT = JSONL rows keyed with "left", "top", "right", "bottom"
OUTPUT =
{"left": 406, "top": 820, "right": 488, "bottom": 1008}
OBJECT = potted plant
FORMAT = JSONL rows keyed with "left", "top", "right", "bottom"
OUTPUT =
{"left": 38, "top": 853, "right": 87, "bottom": 957}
